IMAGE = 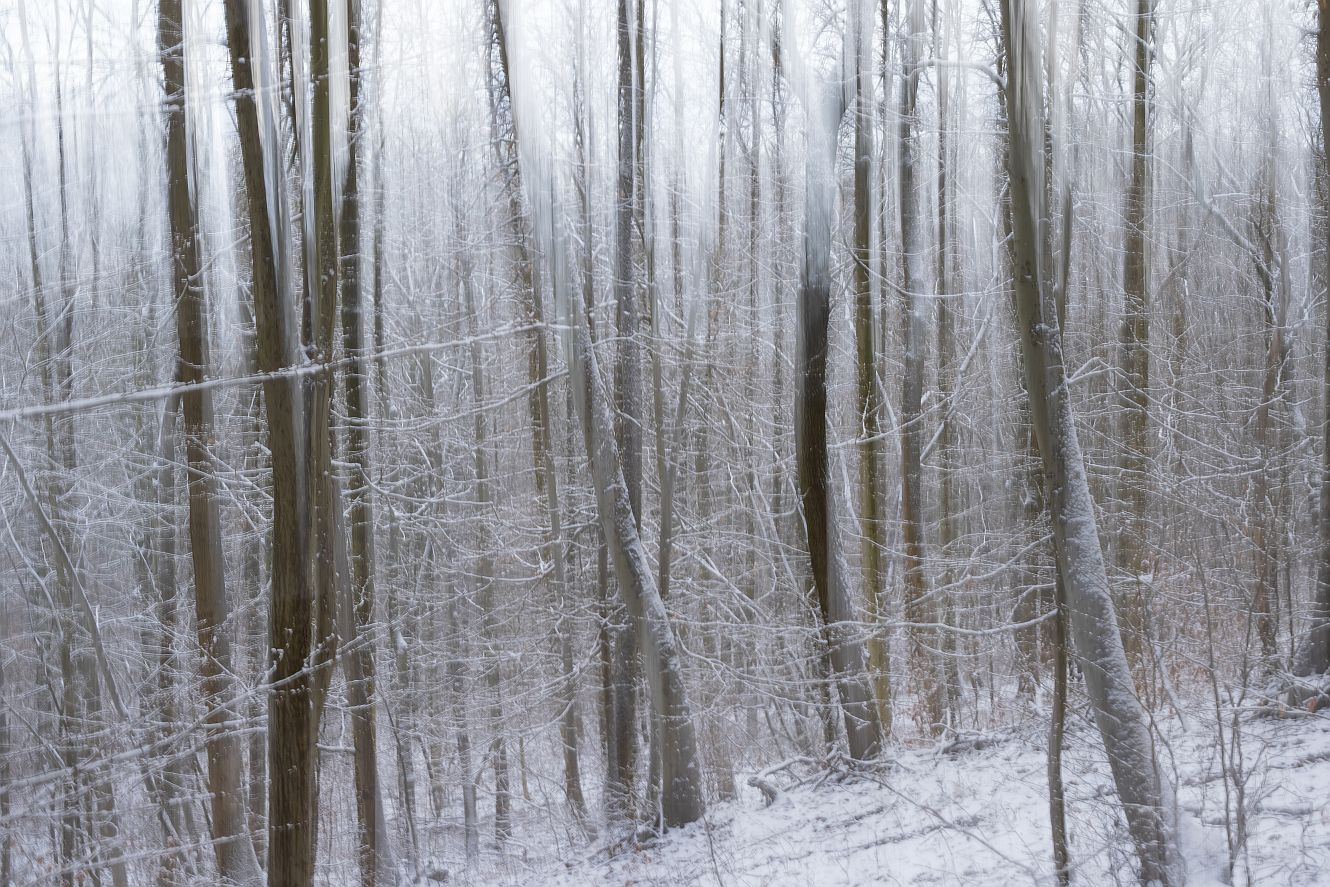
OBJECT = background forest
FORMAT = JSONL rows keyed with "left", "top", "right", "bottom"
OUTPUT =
{"left": 2, "top": 0, "right": 1329, "bottom": 885}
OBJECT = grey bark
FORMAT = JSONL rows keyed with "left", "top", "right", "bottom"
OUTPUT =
{"left": 999, "top": 2, "right": 1182, "bottom": 883}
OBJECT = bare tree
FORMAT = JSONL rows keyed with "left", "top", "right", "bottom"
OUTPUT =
{"left": 221, "top": 1, "right": 318, "bottom": 883}
{"left": 1117, "top": 0, "right": 1155, "bottom": 673}
{"left": 1292, "top": 0, "right": 1330, "bottom": 688}
{"left": 777, "top": 8, "right": 884, "bottom": 761}
{"left": 159, "top": 2, "right": 264, "bottom": 882}
{"left": 999, "top": 0, "right": 1181, "bottom": 882}
{"left": 852, "top": 0, "right": 892, "bottom": 736}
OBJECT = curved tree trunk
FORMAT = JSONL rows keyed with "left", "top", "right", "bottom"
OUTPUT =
{"left": 559, "top": 224, "right": 706, "bottom": 826}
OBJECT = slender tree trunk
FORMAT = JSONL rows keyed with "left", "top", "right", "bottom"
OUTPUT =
{"left": 606, "top": 0, "right": 646, "bottom": 816}
{"left": 1292, "top": 2, "right": 1330, "bottom": 681}
{"left": 306, "top": 0, "right": 341, "bottom": 756}
{"left": 852, "top": 0, "right": 892, "bottom": 736}
{"left": 1117, "top": 0, "right": 1154, "bottom": 672}
{"left": 17, "top": 10, "right": 125, "bottom": 882}
{"left": 338, "top": 2, "right": 395, "bottom": 882}
{"left": 898, "top": 0, "right": 945, "bottom": 735}
{"left": 134, "top": 399, "right": 198, "bottom": 886}
{"left": 221, "top": 3, "right": 317, "bottom": 884}
{"left": 159, "top": 3, "right": 265, "bottom": 883}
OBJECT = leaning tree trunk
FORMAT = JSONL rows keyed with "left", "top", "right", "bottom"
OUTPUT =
{"left": 999, "top": 1, "right": 1182, "bottom": 883}
{"left": 159, "top": 3, "right": 265, "bottom": 883}
{"left": 557, "top": 216, "right": 706, "bottom": 826}
{"left": 221, "top": 2, "right": 317, "bottom": 884}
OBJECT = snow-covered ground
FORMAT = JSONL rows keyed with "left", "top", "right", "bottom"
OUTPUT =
{"left": 462, "top": 709, "right": 1330, "bottom": 886}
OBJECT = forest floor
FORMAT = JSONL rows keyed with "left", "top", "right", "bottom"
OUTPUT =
{"left": 463, "top": 706, "right": 1330, "bottom": 886}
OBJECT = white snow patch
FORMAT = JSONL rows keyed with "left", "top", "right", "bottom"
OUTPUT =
{"left": 467, "top": 713, "right": 1330, "bottom": 886}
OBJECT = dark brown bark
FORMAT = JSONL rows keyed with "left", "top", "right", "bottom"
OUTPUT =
{"left": 1292, "top": 0, "right": 1330, "bottom": 680}
{"left": 853, "top": 0, "right": 891, "bottom": 736}
{"left": 159, "top": 2, "right": 264, "bottom": 882}
{"left": 339, "top": 1, "right": 394, "bottom": 882}
{"left": 221, "top": 2, "right": 317, "bottom": 884}
{"left": 1117, "top": 0, "right": 1154, "bottom": 672}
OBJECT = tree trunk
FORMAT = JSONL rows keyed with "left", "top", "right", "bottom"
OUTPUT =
{"left": 221, "top": 2, "right": 318, "bottom": 884}
{"left": 1117, "top": 0, "right": 1154, "bottom": 674}
{"left": 338, "top": 2, "right": 395, "bottom": 883}
{"left": 795, "top": 71, "right": 883, "bottom": 762}
{"left": 160, "top": 2, "right": 265, "bottom": 882}
{"left": 898, "top": 0, "right": 946, "bottom": 736}
{"left": 852, "top": 0, "right": 892, "bottom": 737}
{"left": 1292, "top": 1, "right": 1330, "bottom": 681}
{"left": 999, "top": 3, "right": 1181, "bottom": 883}
{"left": 606, "top": 0, "right": 646, "bottom": 816}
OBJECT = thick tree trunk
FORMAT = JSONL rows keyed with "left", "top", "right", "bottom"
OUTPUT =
{"left": 796, "top": 76, "right": 883, "bottom": 762}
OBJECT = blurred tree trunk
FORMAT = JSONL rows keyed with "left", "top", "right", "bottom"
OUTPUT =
{"left": 1116, "top": 0, "right": 1154, "bottom": 672}
{"left": 853, "top": 0, "right": 892, "bottom": 736}
{"left": 221, "top": 2, "right": 318, "bottom": 884}
{"left": 338, "top": 1, "right": 395, "bottom": 882}
{"left": 898, "top": 0, "right": 945, "bottom": 735}
{"left": 490, "top": 0, "right": 586, "bottom": 819}
{"left": 1000, "top": 2, "right": 1180, "bottom": 883}
{"left": 159, "top": 2, "right": 264, "bottom": 882}
{"left": 1292, "top": 0, "right": 1330, "bottom": 683}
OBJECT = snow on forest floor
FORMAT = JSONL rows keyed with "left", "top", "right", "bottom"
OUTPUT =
{"left": 459, "top": 709, "right": 1330, "bottom": 886}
